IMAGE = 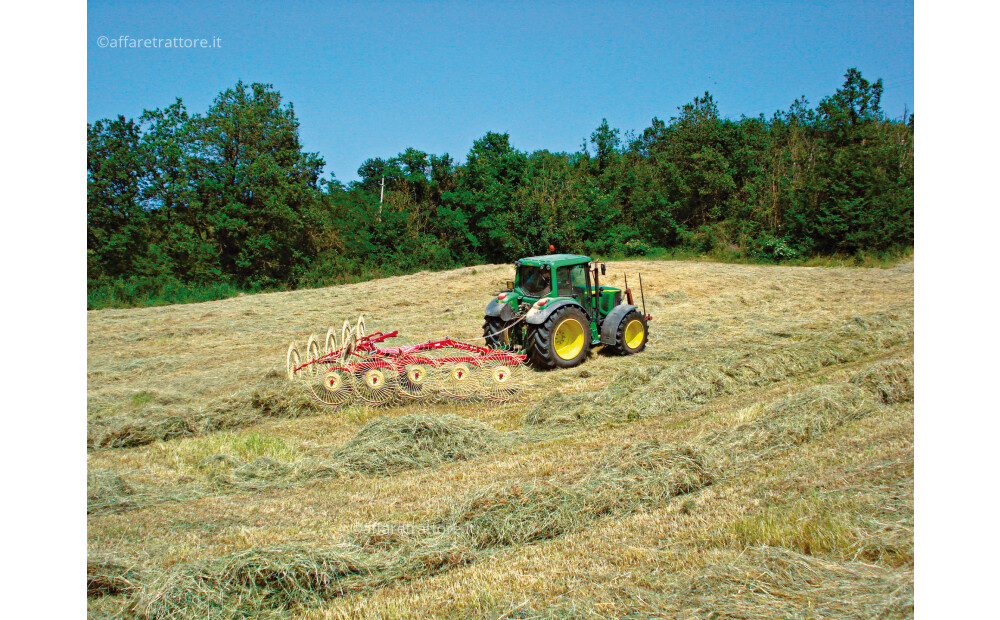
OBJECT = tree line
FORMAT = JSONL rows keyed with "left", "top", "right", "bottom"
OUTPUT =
{"left": 87, "top": 69, "right": 913, "bottom": 308}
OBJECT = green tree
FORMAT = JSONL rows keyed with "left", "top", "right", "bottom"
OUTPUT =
{"left": 784, "top": 69, "right": 911, "bottom": 253}
{"left": 441, "top": 132, "right": 527, "bottom": 261}
{"left": 189, "top": 81, "right": 326, "bottom": 286}
{"left": 87, "top": 115, "right": 150, "bottom": 279}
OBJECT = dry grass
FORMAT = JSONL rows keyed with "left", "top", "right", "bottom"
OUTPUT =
{"left": 117, "top": 440, "right": 712, "bottom": 619}
{"left": 719, "top": 384, "right": 875, "bottom": 457}
{"left": 680, "top": 546, "right": 913, "bottom": 619}
{"left": 326, "top": 414, "right": 506, "bottom": 475}
{"left": 129, "top": 544, "right": 398, "bottom": 618}
{"left": 446, "top": 442, "right": 714, "bottom": 550}
{"left": 193, "top": 413, "right": 508, "bottom": 494}
{"left": 88, "top": 374, "right": 320, "bottom": 450}
{"left": 89, "top": 555, "right": 146, "bottom": 598}
{"left": 87, "top": 258, "right": 913, "bottom": 619}
{"left": 850, "top": 358, "right": 914, "bottom": 403}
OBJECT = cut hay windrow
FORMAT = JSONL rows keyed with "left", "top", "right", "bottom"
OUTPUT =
{"left": 526, "top": 312, "right": 912, "bottom": 426}
{"left": 129, "top": 544, "right": 400, "bottom": 619}
{"left": 208, "top": 413, "right": 507, "bottom": 490}
{"left": 87, "top": 469, "right": 140, "bottom": 514}
{"left": 88, "top": 374, "right": 320, "bottom": 450}
{"left": 124, "top": 442, "right": 713, "bottom": 619}
{"left": 90, "top": 414, "right": 508, "bottom": 515}
{"left": 724, "top": 479, "right": 914, "bottom": 567}
{"left": 446, "top": 442, "right": 715, "bottom": 549}
{"left": 849, "top": 358, "right": 914, "bottom": 403}
{"left": 111, "top": 373, "right": 900, "bottom": 619}
{"left": 88, "top": 556, "right": 146, "bottom": 598}
{"left": 326, "top": 413, "right": 506, "bottom": 475}
{"left": 88, "top": 468, "right": 205, "bottom": 515}
{"left": 718, "top": 384, "right": 876, "bottom": 458}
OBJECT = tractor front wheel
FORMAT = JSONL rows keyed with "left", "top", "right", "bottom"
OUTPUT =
{"left": 611, "top": 310, "right": 648, "bottom": 355}
{"left": 525, "top": 305, "right": 591, "bottom": 369}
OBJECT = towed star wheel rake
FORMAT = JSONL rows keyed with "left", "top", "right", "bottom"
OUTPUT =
{"left": 286, "top": 315, "right": 528, "bottom": 407}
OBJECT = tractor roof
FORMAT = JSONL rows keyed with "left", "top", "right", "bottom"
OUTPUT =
{"left": 518, "top": 254, "right": 591, "bottom": 268}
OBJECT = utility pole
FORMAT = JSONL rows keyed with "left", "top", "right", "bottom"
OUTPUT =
{"left": 378, "top": 176, "right": 385, "bottom": 222}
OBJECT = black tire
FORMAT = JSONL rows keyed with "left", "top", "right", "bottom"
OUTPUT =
{"left": 483, "top": 316, "right": 519, "bottom": 349}
{"left": 611, "top": 310, "right": 648, "bottom": 355}
{"left": 525, "top": 305, "right": 591, "bottom": 369}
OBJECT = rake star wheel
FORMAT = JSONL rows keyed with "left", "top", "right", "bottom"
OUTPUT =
{"left": 286, "top": 342, "right": 302, "bottom": 380}
{"left": 305, "top": 335, "right": 322, "bottom": 375}
{"left": 306, "top": 367, "right": 354, "bottom": 406}
{"left": 355, "top": 314, "right": 366, "bottom": 339}
{"left": 324, "top": 327, "right": 338, "bottom": 355}
{"left": 341, "top": 319, "right": 353, "bottom": 351}
{"left": 441, "top": 361, "right": 480, "bottom": 399}
{"left": 286, "top": 320, "right": 528, "bottom": 408}
{"left": 394, "top": 362, "right": 438, "bottom": 400}
{"left": 351, "top": 360, "right": 397, "bottom": 406}
{"left": 479, "top": 355, "right": 524, "bottom": 402}
{"left": 340, "top": 330, "right": 357, "bottom": 363}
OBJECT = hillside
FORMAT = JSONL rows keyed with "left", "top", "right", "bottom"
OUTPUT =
{"left": 87, "top": 258, "right": 914, "bottom": 619}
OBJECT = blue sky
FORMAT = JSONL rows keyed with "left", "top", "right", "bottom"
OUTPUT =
{"left": 88, "top": 0, "right": 913, "bottom": 182}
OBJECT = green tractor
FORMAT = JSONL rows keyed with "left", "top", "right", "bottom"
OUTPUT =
{"left": 483, "top": 254, "right": 650, "bottom": 369}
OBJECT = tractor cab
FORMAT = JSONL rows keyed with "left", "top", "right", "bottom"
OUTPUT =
{"left": 485, "top": 253, "right": 649, "bottom": 369}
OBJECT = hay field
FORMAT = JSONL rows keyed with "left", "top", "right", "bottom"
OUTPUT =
{"left": 87, "top": 258, "right": 914, "bottom": 619}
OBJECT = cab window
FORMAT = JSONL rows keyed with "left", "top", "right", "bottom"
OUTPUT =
{"left": 517, "top": 265, "right": 551, "bottom": 297}
{"left": 558, "top": 264, "right": 588, "bottom": 300}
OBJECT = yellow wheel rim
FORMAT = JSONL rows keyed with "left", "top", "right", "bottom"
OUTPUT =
{"left": 491, "top": 365, "right": 512, "bottom": 383}
{"left": 323, "top": 369, "right": 345, "bottom": 392}
{"left": 364, "top": 368, "right": 386, "bottom": 388}
{"left": 451, "top": 363, "right": 471, "bottom": 381}
{"left": 624, "top": 319, "right": 645, "bottom": 349}
{"left": 553, "top": 318, "right": 585, "bottom": 360}
{"left": 407, "top": 365, "right": 427, "bottom": 384}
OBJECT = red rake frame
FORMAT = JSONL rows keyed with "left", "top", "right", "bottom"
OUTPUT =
{"left": 293, "top": 330, "right": 526, "bottom": 376}
{"left": 291, "top": 330, "right": 527, "bottom": 406}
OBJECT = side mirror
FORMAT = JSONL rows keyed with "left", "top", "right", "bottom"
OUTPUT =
{"left": 601, "top": 263, "right": 607, "bottom": 275}
{"left": 505, "top": 280, "right": 514, "bottom": 291}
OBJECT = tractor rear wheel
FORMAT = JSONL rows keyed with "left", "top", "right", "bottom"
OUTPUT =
{"left": 525, "top": 305, "right": 590, "bottom": 369}
{"left": 482, "top": 316, "right": 519, "bottom": 349}
{"left": 611, "top": 309, "right": 648, "bottom": 355}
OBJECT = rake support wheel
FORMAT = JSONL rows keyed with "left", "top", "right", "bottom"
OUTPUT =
{"left": 325, "top": 327, "right": 338, "bottom": 355}
{"left": 305, "top": 335, "right": 322, "bottom": 375}
{"left": 286, "top": 342, "right": 302, "bottom": 380}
